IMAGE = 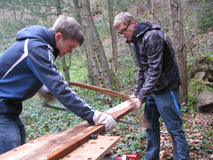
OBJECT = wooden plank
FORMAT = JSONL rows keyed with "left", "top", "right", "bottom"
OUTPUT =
{"left": 0, "top": 134, "right": 56, "bottom": 160}
{"left": 104, "top": 99, "right": 136, "bottom": 119}
{"left": 0, "top": 99, "right": 135, "bottom": 160}
{"left": 61, "top": 136, "right": 120, "bottom": 160}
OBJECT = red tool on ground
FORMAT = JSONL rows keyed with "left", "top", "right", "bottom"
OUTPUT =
{"left": 116, "top": 154, "right": 138, "bottom": 160}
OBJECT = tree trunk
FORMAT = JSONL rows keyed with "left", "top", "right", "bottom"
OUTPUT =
{"left": 79, "top": 0, "right": 112, "bottom": 90}
{"left": 88, "top": 4, "right": 112, "bottom": 90}
{"left": 152, "top": 0, "right": 154, "bottom": 22}
{"left": 56, "top": 0, "right": 61, "bottom": 16}
{"left": 169, "top": 0, "right": 188, "bottom": 103}
{"left": 73, "top": 0, "right": 94, "bottom": 84}
{"left": 55, "top": 0, "right": 71, "bottom": 81}
{"left": 161, "top": 0, "right": 166, "bottom": 32}
{"left": 108, "top": 0, "right": 119, "bottom": 91}
{"left": 79, "top": 0, "right": 115, "bottom": 106}
{"left": 73, "top": 0, "right": 82, "bottom": 25}
{"left": 78, "top": 0, "right": 102, "bottom": 87}
{"left": 61, "top": 56, "right": 71, "bottom": 81}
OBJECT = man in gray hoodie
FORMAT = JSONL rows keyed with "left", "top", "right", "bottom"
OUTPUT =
{"left": 113, "top": 12, "right": 190, "bottom": 160}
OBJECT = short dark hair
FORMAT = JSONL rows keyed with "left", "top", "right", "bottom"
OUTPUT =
{"left": 52, "top": 15, "right": 84, "bottom": 46}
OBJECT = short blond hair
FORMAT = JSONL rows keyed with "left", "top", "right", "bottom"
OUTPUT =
{"left": 113, "top": 12, "right": 134, "bottom": 29}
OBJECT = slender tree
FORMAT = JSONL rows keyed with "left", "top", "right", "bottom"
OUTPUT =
{"left": 108, "top": 0, "right": 119, "bottom": 91}
{"left": 88, "top": 2, "right": 112, "bottom": 90}
{"left": 169, "top": 0, "right": 188, "bottom": 103}
{"left": 78, "top": 0, "right": 102, "bottom": 87}
{"left": 73, "top": 0, "right": 94, "bottom": 85}
{"left": 54, "top": 0, "right": 71, "bottom": 81}
{"left": 78, "top": 0, "right": 112, "bottom": 90}
{"left": 195, "top": 0, "right": 213, "bottom": 34}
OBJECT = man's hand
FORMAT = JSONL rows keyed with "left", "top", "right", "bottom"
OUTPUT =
{"left": 93, "top": 110, "right": 116, "bottom": 132}
{"left": 38, "top": 85, "right": 56, "bottom": 102}
{"left": 131, "top": 98, "right": 143, "bottom": 109}
{"left": 130, "top": 94, "right": 137, "bottom": 98}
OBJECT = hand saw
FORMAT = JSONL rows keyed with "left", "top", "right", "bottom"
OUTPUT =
{"left": 42, "top": 81, "right": 151, "bottom": 129}
{"left": 68, "top": 81, "right": 130, "bottom": 100}
{"left": 42, "top": 103, "right": 150, "bottom": 128}
{"left": 115, "top": 119, "right": 150, "bottom": 128}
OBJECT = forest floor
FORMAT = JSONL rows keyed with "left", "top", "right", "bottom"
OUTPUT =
{"left": 108, "top": 112, "right": 213, "bottom": 160}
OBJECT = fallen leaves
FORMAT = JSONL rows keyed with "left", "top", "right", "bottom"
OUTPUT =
{"left": 109, "top": 112, "right": 213, "bottom": 159}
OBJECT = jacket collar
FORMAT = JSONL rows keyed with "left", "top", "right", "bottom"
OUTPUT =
{"left": 126, "top": 21, "right": 160, "bottom": 44}
{"left": 49, "top": 28, "right": 59, "bottom": 58}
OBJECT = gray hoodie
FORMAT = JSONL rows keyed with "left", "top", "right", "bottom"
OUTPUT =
{"left": 127, "top": 21, "right": 181, "bottom": 102}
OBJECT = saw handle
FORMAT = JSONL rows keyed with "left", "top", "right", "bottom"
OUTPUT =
{"left": 68, "top": 81, "right": 130, "bottom": 100}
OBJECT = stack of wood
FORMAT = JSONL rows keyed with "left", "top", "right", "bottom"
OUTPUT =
{"left": 0, "top": 100, "right": 136, "bottom": 160}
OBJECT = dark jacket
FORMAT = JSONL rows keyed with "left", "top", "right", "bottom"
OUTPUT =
{"left": 127, "top": 22, "right": 181, "bottom": 102}
{"left": 0, "top": 25, "right": 95, "bottom": 125}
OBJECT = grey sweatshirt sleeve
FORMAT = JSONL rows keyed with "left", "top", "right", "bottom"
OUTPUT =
{"left": 137, "top": 33, "right": 164, "bottom": 102}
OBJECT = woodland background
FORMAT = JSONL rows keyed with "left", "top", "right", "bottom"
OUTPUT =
{"left": 0, "top": 0, "right": 212, "bottom": 159}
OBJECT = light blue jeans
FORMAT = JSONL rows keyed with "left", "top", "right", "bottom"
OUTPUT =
{"left": 0, "top": 116, "right": 26, "bottom": 154}
{"left": 144, "top": 88, "right": 190, "bottom": 160}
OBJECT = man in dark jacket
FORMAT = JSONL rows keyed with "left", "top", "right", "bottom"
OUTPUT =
{"left": 113, "top": 12, "right": 190, "bottom": 160}
{"left": 0, "top": 15, "right": 116, "bottom": 154}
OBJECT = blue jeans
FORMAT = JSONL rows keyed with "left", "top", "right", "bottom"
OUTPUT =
{"left": 0, "top": 116, "right": 26, "bottom": 154}
{"left": 144, "top": 88, "right": 190, "bottom": 160}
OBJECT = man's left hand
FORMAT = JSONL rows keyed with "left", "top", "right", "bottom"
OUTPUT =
{"left": 93, "top": 110, "right": 116, "bottom": 132}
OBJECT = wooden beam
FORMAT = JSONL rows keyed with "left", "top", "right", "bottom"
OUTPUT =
{"left": 61, "top": 136, "right": 120, "bottom": 160}
{"left": 0, "top": 100, "right": 135, "bottom": 160}
{"left": 104, "top": 100, "right": 136, "bottom": 119}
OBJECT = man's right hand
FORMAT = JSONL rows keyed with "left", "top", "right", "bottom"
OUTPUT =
{"left": 130, "top": 94, "right": 137, "bottom": 98}
{"left": 38, "top": 85, "right": 56, "bottom": 102}
{"left": 130, "top": 98, "right": 143, "bottom": 109}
